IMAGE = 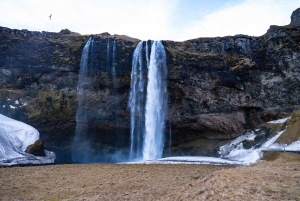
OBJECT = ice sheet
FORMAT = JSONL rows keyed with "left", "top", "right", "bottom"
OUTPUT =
{"left": 123, "top": 128, "right": 299, "bottom": 166}
{"left": 261, "top": 130, "right": 286, "bottom": 149}
{"left": 125, "top": 156, "right": 246, "bottom": 165}
{"left": 266, "top": 140, "right": 300, "bottom": 152}
{"left": 0, "top": 114, "right": 39, "bottom": 151}
{"left": 0, "top": 114, "right": 55, "bottom": 166}
{"left": 219, "top": 131, "right": 256, "bottom": 157}
{"left": 285, "top": 140, "right": 300, "bottom": 151}
{"left": 267, "top": 117, "right": 291, "bottom": 124}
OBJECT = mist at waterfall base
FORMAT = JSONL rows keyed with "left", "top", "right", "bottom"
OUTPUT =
{"left": 71, "top": 38, "right": 170, "bottom": 163}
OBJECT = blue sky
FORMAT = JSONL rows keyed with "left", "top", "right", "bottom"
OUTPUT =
{"left": 0, "top": 0, "right": 299, "bottom": 41}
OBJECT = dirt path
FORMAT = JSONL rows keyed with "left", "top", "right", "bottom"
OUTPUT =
{"left": 0, "top": 163, "right": 230, "bottom": 200}
{"left": 163, "top": 152, "right": 300, "bottom": 201}
{"left": 1, "top": 152, "right": 299, "bottom": 200}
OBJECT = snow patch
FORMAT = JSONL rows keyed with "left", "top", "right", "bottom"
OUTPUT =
{"left": 219, "top": 131, "right": 256, "bottom": 157}
{"left": 261, "top": 130, "right": 286, "bottom": 149}
{"left": 267, "top": 117, "right": 291, "bottom": 124}
{"left": 125, "top": 156, "right": 247, "bottom": 165}
{"left": 123, "top": 128, "right": 299, "bottom": 166}
{"left": 0, "top": 114, "right": 55, "bottom": 166}
{"left": 286, "top": 140, "right": 300, "bottom": 151}
{"left": 9, "top": 105, "right": 16, "bottom": 109}
{"left": 265, "top": 140, "right": 300, "bottom": 152}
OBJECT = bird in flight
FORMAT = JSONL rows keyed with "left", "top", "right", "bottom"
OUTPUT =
{"left": 49, "top": 14, "right": 52, "bottom": 20}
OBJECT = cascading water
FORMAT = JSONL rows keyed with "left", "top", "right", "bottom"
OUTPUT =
{"left": 111, "top": 40, "right": 117, "bottom": 88}
{"left": 143, "top": 41, "right": 168, "bottom": 160}
{"left": 73, "top": 36, "right": 129, "bottom": 163}
{"left": 106, "top": 38, "right": 111, "bottom": 71}
{"left": 129, "top": 41, "right": 168, "bottom": 161}
{"left": 72, "top": 37, "right": 94, "bottom": 163}
{"left": 72, "top": 37, "right": 168, "bottom": 163}
{"left": 129, "top": 42, "right": 146, "bottom": 160}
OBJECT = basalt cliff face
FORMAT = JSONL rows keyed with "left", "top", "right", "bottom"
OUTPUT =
{"left": 165, "top": 25, "right": 300, "bottom": 142}
{"left": 1, "top": 14, "right": 300, "bottom": 161}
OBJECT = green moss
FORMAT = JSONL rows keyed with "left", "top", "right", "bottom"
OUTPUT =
{"left": 0, "top": 89, "right": 10, "bottom": 101}
{"left": 173, "top": 65, "right": 182, "bottom": 70}
{"left": 261, "top": 151, "right": 281, "bottom": 161}
{"left": 25, "top": 139, "right": 45, "bottom": 156}
{"left": 276, "top": 108, "right": 300, "bottom": 144}
{"left": 24, "top": 90, "right": 76, "bottom": 122}
{"left": 229, "top": 58, "right": 255, "bottom": 72}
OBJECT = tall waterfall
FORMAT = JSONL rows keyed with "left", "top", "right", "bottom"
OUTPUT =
{"left": 72, "top": 37, "right": 94, "bottom": 163}
{"left": 143, "top": 41, "right": 168, "bottom": 160}
{"left": 129, "top": 41, "right": 168, "bottom": 161}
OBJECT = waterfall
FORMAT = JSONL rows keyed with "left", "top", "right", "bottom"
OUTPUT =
{"left": 129, "top": 41, "right": 168, "bottom": 161}
{"left": 111, "top": 40, "right": 117, "bottom": 88}
{"left": 106, "top": 38, "right": 111, "bottom": 70}
{"left": 143, "top": 41, "right": 168, "bottom": 160}
{"left": 72, "top": 37, "right": 94, "bottom": 163}
{"left": 129, "top": 42, "right": 146, "bottom": 160}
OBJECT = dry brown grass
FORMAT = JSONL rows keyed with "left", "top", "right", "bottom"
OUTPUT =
{"left": 163, "top": 152, "right": 300, "bottom": 201}
{"left": 261, "top": 151, "right": 281, "bottom": 161}
{"left": 0, "top": 153, "right": 299, "bottom": 200}
{"left": 277, "top": 109, "right": 300, "bottom": 144}
{"left": 0, "top": 164, "right": 230, "bottom": 201}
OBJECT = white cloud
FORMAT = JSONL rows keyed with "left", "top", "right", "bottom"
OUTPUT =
{"left": 182, "top": 0, "right": 300, "bottom": 41}
{"left": 0, "top": 0, "right": 178, "bottom": 40}
{"left": 0, "top": 0, "right": 299, "bottom": 41}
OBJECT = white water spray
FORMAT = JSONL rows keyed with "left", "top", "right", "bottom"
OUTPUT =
{"left": 112, "top": 40, "right": 117, "bottom": 88}
{"left": 129, "top": 42, "right": 145, "bottom": 160}
{"left": 143, "top": 41, "right": 168, "bottom": 160}
{"left": 129, "top": 41, "right": 168, "bottom": 161}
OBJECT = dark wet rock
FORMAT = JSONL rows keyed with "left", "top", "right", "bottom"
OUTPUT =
{"left": 290, "top": 8, "right": 300, "bottom": 25}
{"left": 25, "top": 139, "right": 46, "bottom": 156}
{"left": 242, "top": 140, "right": 254, "bottom": 149}
{"left": 254, "top": 134, "right": 265, "bottom": 143}
{"left": 59, "top": 29, "right": 72, "bottom": 34}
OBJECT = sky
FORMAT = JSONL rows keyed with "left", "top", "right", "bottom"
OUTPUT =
{"left": 0, "top": 0, "right": 299, "bottom": 41}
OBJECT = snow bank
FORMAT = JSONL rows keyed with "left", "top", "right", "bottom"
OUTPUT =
{"left": 285, "top": 140, "right": 300, "bottom": 151}
{"left": 124, "top": 156, "right": 246, "bottom": 165}
{"left": 131, "top": 128, "right": 299, "bottom": 166}
{"left": 261, "top": 130, "right": 286, "bottom": 149}
{"left": 0, "top": 114, "right": 55, "bottom": 166}
{"left": 265, "top": 140, "right": 300, "bottom": 152}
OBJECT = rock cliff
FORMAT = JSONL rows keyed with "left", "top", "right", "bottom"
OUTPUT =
{"left": 1, "top": 9, "right": 300, "bottom": 161}
{"left": 290, "top": 8, "right": 300, "bottom": 25}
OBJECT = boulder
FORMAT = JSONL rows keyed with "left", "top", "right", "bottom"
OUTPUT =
{"left": 26, "top": 139, "right": 46, "bottom": 156}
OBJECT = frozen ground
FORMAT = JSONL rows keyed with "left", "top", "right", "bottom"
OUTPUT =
{"left": 130, "top": 117, "right": 299, "bottom": 165}
{"left": 267, "top": 117, "right": 291, "bottom": 124}
{"left": 0, "top": 114, "right": 55, "bottom": 166}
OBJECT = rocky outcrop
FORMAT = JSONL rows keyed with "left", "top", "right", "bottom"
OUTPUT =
{"left": 1, "top": 9, "right": 300, "bottom": 161}
{"left": 25, "top": 139, "right": 46, "bottom": 156}
{"left": 290, "top": 8, "right": 300, "bottom": 25}
{"left": 165, "top": 24, "right": 300, "bottom": 141}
